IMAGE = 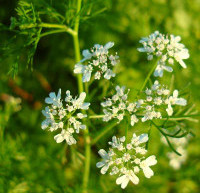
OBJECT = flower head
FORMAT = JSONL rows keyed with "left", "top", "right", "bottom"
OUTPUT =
{"left": 136, "top": 80, "right": 187, "bottom": 121}
{"left": 96, "top": 133, "right": 157, "bottom": 189}
{"left": 42, "top": 89, "right": 90, "bottom": 145}
{"left": 101, "top": 86, "right": 130, "bottom": 123}
{"left": 138, "top": 31, "right": 189, "bottom": 77}
{"left": 74, "top": 42, "right": 119, "bottom": 82}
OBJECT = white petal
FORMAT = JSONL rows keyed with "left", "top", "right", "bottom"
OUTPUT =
{"left": 82, "top": 49, "right": 92, "bottom": 58}
{"left": 116, "top": 175, "right": 127, "bottom": 185}
{"left": 41, "top": 120, "right": 48, "bottom": 130}
{"left": 162, "top": 65, "right": 173, "bottom": 72}
{"left": 154, "top": 66, "right": 163, "bottom": 77}
{"left": 104, "top": 69, "right": 115, "bottom": 79}
{"left": 139, "top": 133, "right": 149, "bottom": 144}
{"left": 49, "top": 92, "right": 56, "bottom": 99}
{"left": 45, "top": 97, "right": 53, "bottom": 104}
{"left": 173, "top": 90, "right": 179, "bottom": 98}
{"left": 179, "top": 60, "right": 187, "bottom": 68}
{"left": 137, "top": 48, "right": 146, "bottom": 52}
{"left": 100, "top": 165, "right": 109, "bottom": 174}
{"left": 129, "top": 173, "right": 139, "bottom": 185}
{"left": 145, "top": 155, "right": 157, "bottom": 166}
{"left": 96, "top": 162, "right": 104, "bottom": 168}
{"left": 166, "top": 105, "right": 173, "bottom": 116}
{"left": 82, "top": 71, "right": 91, "bottom": 82}
{"left": 57, "top": 89, "right": 61, "bottom": 99}
{"left": 175, "top": 98, "right": 187, "bottom": 106}
{"left": 121, "top": 177, "right": 129, "bottom": 189}
{"left": 81, "top": 102, "right": 90, "bottom": 110}
{"left": 79, "top": 92, "right": 86, "bottom": 101}
{"left": 74, "top": 64, "right": 84, "bottom": 74}
{"left": 143, "top": 167, "right": 154, "bottom": 178}
{"left": 104, "top": 42, "right": 114, "bottom": 50}
{"left": 98, "top": 149, "right": 108, "bottom": 159}
{"left": 54, "top": 134, "right": 64, "bottom": 143}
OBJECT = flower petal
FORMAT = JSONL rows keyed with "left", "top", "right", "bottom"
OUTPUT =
{"left": 145, "top": 155, "right": 157, "bottom": 166}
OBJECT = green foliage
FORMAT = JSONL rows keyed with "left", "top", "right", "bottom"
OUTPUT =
{"left": 0, "top": 0, "right": 200, "bottom": 193}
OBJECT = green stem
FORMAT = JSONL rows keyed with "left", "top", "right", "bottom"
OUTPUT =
{"left": 20, "top": 23, "right": 76, "bottom": 36}
{"left": 160, "top": 114, "right": 200, "bottom": 121}
{"left": 89, "top": 115, "right": 104, "bottom": 119}
{"left": 139, "top": 59, "right": 158, "bottom": 93}
{"left": 151, "top": 121, "right": 181, "bottom": 156}
{"left": 125, "top": 117, "right": 128, "bottom": 146}
{"left": 82, "top": 128, "right": 91, "bottom": 193}
{"left": 71, "top": 0, "right": 90, "bottom": 192}
{"left": 91, "top": 121, "right": 118, "bottom": 145}
{"left": 40, "top": 29, "right": 67, "bottom": 37}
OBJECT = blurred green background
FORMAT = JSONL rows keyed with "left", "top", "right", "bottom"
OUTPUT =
{"left": 0, "top": 0, "right": 200, "bottom": 192}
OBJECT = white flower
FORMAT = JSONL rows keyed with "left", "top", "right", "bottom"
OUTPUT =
{"left": 42, "top": 89, "right": 90, "bottom": 145}
{"left": 96, "top": 149, "right": 112, "bottom": 174}
{"left": 116, "top": 170, "right": 139, "bottom": 189}
{"left": 131, "top": 115, "right": 139, "bottom": 126}
{"left": 137, "top": 80, "right": 187, "bottom": 120}
{"left": 140, "top": 155, "right": 157, "bottom": 178}
{"left": 101, "top": 85, "right": 130, "bottom": 123}
{"left": 165, "top": 90, "right": 187, "bottom": 116}
{"left": 154, "top": 63, "right": 173, "bottom": 77}
{"left": 74, "top": 42, "right": 119, "bottom": 82}
{"left": 45, "top": 89, "right": 62, "bottom": 107}
{"left": 97, "top": 134, "right": 157, "bottom": 189}
{"left": 54, "top": 129, "right": 76, "bottom": 145}
{"left": 138, "top": 31, "right": 189, "bottom": 77}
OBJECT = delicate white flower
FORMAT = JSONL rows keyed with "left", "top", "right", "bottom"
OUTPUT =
{"left": 131, "top": 115, "right": 139, "bottom": 126}
{"left": 138, "top": 31, "right": 189, "bottom": 77}
{"left": 140, "top": 155, "right": 157, "bottom": 178}
{"left": 97, "top": 134, "right": 157, "bottom": 189}
{"left": 101, "top": 85, "right": 130, "bottom": 123}
{"left": 42, "top": 89, "right": 90, "bottom": 145}
{"left": 74, "top": 42, "right": 119, "bottom": 82}
{"left": 45, "top": 89, "right": 62, "bottom": 107}
{"left": 116, "top": 170, "right": 139, "bottom": 189}
{"left": 54, "top": 129, "right": 76, "bottom": 145}
{"left": 96, "top": 149, "right": 112, "bottom": 174}
{"left": 154, "top": 63, "right": 173, "bottom": 77}
{"left": 137, "top": 80, "right": 187, "bottom": 120}
{"left": 165, "top": 90, "right": 187, "bottom": 116}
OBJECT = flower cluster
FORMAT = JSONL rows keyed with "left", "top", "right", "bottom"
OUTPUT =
{"left": 96, "top": 133, "right": 157, "bottom": 189}
{"left": 138, "top": 80, "right": 187, "bottom": 121}
{"left": 74, "top": 42, "right": 119, "bottom": 82}
{"left": 161, "top": 135, "right": 188, "bottom": 170}
{"left": 41, "top": 89, "right": 90, "bottom": 145}
{"left": 138, "top": 31, "right": 189, "bottom": 77}
{"left": 101, "top": 81, "right": 187, "bottom": 125}
{"left": 101, "top": 86, "right": 130, "bottom": 123}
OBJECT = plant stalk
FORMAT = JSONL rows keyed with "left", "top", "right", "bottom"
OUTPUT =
{"left": 72, "top": 0, "right": 91, "bottom": 192}
{"left": 139, "top": 59, "right": 158, "bottom": 93}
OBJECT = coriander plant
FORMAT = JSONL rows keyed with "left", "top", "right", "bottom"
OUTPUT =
{"left": 1, "top": 1, "right": 199, "bottom": 193}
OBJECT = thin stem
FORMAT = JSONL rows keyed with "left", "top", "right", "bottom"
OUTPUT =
{"left": 125, "top": 117, "right": 129, "bottom": 146}
{"left": 20, "top": 23, "right": 76, "bottom": 36}
{"left": 139, "top": 59, "right": 158, "bottom": 93}
{"left": 82, "top": 128, "right": 91, "bottom": 193}
{"left": 151, "top": 121, "right": 181, "bottom": 156}
{"left": 89, "top": 115, "right": 104, "bottom": 119}
{"left": 160, "top": 114, "right": 200, "bottom": 121}
{"left": 71, "top": 0, "right": 90, "bottom": 192}
{"left": 40, "top": 29, "right": 67, "bottom": 37}
{"left": 91, "top": 121, "right": 118, "bottom": 145}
